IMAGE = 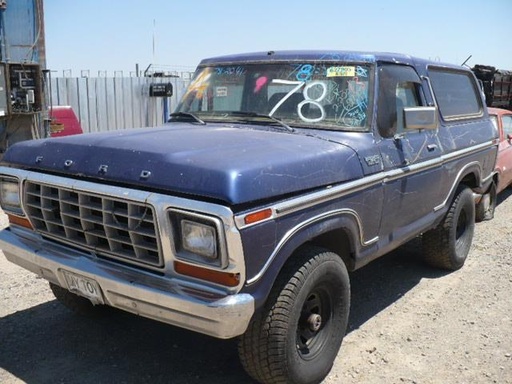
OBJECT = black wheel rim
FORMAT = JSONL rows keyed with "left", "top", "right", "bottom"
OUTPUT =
{"left": 296, "top": 286, "right": 332, "bottom": 360}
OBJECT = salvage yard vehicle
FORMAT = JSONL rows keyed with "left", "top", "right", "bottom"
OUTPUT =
{"left": 49, "top": 106, "right": 83, "bottom": 137}
{"left": 0, "top": 50, "right": 499, "bottom": 384}
{"left": 488, "top": 107, "right": 512, "bottom": 193}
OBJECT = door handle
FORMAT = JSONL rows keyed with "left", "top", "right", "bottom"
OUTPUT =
{"left": 427, "top": 144, "right": 438, "bottom": 151}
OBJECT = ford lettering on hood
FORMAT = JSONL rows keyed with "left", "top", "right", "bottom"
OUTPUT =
{"left": 2, "top": 123, "right": 362, "bottom": 205}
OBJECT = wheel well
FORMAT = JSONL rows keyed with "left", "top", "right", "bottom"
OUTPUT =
{"left": 461, "top": 169, "right": 497, "bottom": 195}
{"left": 461, "top": 173, "right": 478, "bottom": 189}
{"left": 308, "top": 229, "right": 354, "bottom": 270}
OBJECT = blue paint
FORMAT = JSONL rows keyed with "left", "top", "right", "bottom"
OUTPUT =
{"left": 4, "top": 123, "right": 362, "bottom": 205}
{"left": 0, "top": 50, "right": 501, "bottom": 352}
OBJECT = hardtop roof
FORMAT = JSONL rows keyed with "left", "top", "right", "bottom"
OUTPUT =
{"left": 197, "top": 50, "right": 463, "bottom": 71}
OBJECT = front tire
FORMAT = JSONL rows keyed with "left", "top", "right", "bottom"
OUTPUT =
{"left": 422, "top": 186, "right": 475, "bottom": 270}
{"left": 238, "top": 246, "right": 350, "bottom": 384}
{"left": 50, "top": 282, "right": 106, "bottom": 317}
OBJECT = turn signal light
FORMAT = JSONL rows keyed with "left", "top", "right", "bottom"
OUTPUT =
{"left": 7, "top": 214, "right": 33, "bottom": 229}
{"left": 244, "top": 208, "right": 273, "bottom": 225}
{"left": 174, "top": 261, "right": 240, "bottom": 287}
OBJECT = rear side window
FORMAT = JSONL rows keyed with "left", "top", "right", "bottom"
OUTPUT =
{"left": 428, "top": 68, "right": 482, "bottom": 120}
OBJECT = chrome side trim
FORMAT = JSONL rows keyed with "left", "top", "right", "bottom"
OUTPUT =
{"left": 235, "top": 172, "right": 385, "bottom": 230}
{"left": 243, "top": 140, "right": 495, "bottom": 285}
{"left": 434, "top": 161, "right": 481, "bottom": 211}
{"left": 433, "top": 159, "right": 495, "bottom": 212}
{"left": 246, "top": 209, "right": 378, "bottom": 285}
{"left": 236, "top": 140, "right": 496, "bottom": 230}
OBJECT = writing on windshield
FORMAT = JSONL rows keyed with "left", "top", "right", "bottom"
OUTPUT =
{"left": 176, "top": 62, "right": 373, "bottom": 130}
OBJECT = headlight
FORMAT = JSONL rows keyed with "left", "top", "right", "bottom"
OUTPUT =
{"left": 181, "top": 220, "right": 217, "bottom": 259}
{"left": 169, "top": 209, "right": 227, "bottom": 268}
{"left": 0, "top": 178, "right": 22, "bottom": 214}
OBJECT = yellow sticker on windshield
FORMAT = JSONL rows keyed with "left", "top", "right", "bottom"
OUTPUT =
{"left": 326, "top": 66, "right": 355, "bottom": 77}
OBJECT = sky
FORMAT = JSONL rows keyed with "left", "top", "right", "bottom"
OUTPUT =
{"left": 43, "top": 0, "right": 512, "bottom": 77}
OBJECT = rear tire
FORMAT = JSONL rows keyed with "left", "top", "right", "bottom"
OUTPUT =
{"left": 238, "top": 246, "right": 350, "bottom": 384}
{"left": 422, "top": 187, "right": 475, "bottom": 270}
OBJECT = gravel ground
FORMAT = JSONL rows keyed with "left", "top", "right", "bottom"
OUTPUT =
{"left": 0, "top": 190, "right": 511, "bottom": 384}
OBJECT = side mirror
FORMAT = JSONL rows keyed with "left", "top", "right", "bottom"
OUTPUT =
{"left": 507, "top": 133, "right": 512, "bottom": 143}
{"left": 404, "top": 106, "right": 437, "bottom": 130}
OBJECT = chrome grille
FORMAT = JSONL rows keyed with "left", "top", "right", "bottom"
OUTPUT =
{"left": 23, "top": 181, "right": 162, "bottom": 267}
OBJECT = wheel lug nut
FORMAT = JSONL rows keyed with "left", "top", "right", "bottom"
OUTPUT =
{"left": 308, "top": 314, "right": 322, "bottom": 331}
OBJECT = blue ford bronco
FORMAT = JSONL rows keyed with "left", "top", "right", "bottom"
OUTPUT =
{"left": 0, "top": 51, "right": 498, "bottom": 384}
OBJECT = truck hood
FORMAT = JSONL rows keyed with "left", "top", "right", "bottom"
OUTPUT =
{"left": 2, "top": 124, "right": 363, "bottom": 205}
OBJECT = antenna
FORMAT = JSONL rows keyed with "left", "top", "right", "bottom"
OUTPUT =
{"left": 461, "top": 55, "right": 472, "bottom": 67}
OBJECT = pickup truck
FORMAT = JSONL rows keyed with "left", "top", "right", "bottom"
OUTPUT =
{"left": 0, "top": 51, "right": 498, "bottom": 384}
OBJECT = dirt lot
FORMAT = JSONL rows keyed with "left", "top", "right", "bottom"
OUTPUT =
{"left": 1, "top": 191, "right": 511, "bottom": 384}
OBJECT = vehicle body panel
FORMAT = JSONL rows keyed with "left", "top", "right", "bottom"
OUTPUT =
{"left": 0, "top": 50, "right": 499, "bottom": 338}
{"left": 489, "top": 107, "right": 512, "bottom": 192}
{"left": 3, "top": 124, "right": 362, "bottom": 205}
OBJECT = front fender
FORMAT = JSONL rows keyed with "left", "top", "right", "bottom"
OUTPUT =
{"left": 240, "top": 210, "right": 367, "bottom": 310}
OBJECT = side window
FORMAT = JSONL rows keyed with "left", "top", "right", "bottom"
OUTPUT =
{"left": 428, "top": 68, "right": 482, "bottom": 119}
{"left": 490, "top": 115, "right": 499, "bottom": 131}
{"left": 377, "top": 64, "right": 423, "bottom": 138}
{"left": 503, "top": 115, "right": 512, "bottom": 137}
{"left": 395, "top": 82, "right": 421, "bottom": 133}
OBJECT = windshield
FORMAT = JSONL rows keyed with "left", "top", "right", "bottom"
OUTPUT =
{"left": 175, "top": 62, "right": 374, "bottom": 131}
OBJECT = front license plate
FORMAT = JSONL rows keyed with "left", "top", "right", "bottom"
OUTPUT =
{"left": 62, "top": 270, "right": 104, "bottom": 305}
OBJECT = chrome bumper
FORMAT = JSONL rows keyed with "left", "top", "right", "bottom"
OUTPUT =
{"left": 0, "top": 227, "right": 254, "bottom": 339}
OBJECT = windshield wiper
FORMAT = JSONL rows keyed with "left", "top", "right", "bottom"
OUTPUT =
{"left": 169, "top": 112, "right": 206, "bottom": 125}
{"left": 226, "top": 111, "right": 294, "bottom": 132}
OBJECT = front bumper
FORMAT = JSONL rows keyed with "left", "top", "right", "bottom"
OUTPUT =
{"left": 0, "top": 227, "right": 255, "bottom": 339}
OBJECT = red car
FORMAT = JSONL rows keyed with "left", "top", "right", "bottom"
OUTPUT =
{"left": 488, "top": 107, "right": 512, "bottom": 193}
{"left": 49, "top": 106, "right": 83, "bottom": 137}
